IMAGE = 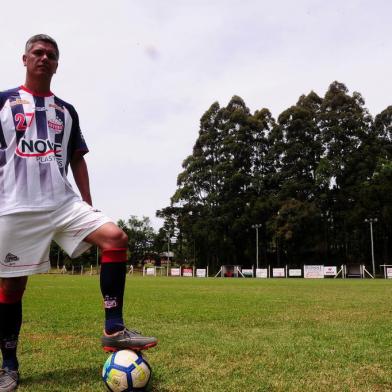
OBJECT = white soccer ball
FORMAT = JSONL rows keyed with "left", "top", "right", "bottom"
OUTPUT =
{"left": 102, "top": 349, "right": 152, "bottom": 391}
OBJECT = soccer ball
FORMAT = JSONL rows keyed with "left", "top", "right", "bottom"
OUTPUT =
{"left": 102, "top": 349, "right": 152, "bottom": 391}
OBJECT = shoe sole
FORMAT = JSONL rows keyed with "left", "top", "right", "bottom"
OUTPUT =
{"left": 102, "top": 341, "right": 158, "bottom": 352}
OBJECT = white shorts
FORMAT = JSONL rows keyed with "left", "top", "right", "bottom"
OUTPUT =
{"left": 0, "top": 200, "right": 113, "bottom": 277}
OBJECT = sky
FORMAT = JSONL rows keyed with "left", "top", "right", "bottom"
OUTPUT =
{"left": 1, "top": 0, "right": 392, "bottom": 229}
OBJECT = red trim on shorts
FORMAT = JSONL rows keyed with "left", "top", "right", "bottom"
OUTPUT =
{"left": 0, "top": 260, "right": 48, "bottom": 268}
{"left": 101, "top": 248, "right": 127, "bottom": 263}
{"left": 0, "top": 288, "right": 25, "bottom": 304}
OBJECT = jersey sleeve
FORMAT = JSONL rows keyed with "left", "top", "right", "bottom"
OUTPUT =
{"left": 68, "top": 105, "right": 89, "bottom": 158}
{"left": 0, "top": 91, "right": 10, "bottom": 111}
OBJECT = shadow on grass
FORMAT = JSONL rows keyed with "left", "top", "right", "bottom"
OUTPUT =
{"left": 20, "top": 366, "right": 169, "bottom": 392}
{"left": 20, "top": 365, "right": 101, "bottom": 390}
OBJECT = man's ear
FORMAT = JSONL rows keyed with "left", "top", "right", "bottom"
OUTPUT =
{"left": 22, "top": 54, "right": 27, "bottom": 66}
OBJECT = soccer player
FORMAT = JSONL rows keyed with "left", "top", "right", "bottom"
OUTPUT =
{"left": 0, "top": 34, "right": 157, "bottom": 391}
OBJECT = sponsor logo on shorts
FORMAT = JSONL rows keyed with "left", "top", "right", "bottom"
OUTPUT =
{"left": 9, "top": 99, "right": 30, "bottom": 107}
{"left": 4, "top": 253, "right": 19, "bottom": 264}
{"left": 48, "top": 117, "right": 64, "bottom": 133}
{"left": 49, "top": 103, "right": 65, "bottom": 113}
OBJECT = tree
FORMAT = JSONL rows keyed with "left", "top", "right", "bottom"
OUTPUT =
{"left": 317, "top": 81, "right": 375, "bottom": 264}
{"left": 269, "top": 91, "right": 323, "bottom": 264}
{"left": 158, "top": 82, "right": 392, "bottom": 272}
{"left": 118, "top": 216, "right": 156, "bottom": 264}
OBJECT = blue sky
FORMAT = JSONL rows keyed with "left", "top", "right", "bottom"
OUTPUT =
{"left": 1, "top": 0, "right": 391, "bottom": 228}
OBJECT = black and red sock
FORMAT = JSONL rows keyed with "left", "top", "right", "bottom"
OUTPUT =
{"left": 100, "top": 248, "right": 127, "bottom": 334}
{"left": 0, "top": 288, "right": 23, "bottom": 371}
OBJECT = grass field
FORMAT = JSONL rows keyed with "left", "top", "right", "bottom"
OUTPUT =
{"left": 15, "top": 275, "right": 392, "bottom": 391}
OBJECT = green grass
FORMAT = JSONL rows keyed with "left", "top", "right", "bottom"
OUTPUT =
{"left": 16, "top": 275, "right": 392, "bottom": 391}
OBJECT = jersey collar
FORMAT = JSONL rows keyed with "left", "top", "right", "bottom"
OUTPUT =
{"left": 20, "top": 85, "right": 53, "bottom": 97}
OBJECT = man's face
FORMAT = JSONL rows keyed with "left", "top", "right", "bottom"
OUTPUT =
{"left": 23, "top": 40, "right": 58, "bottom": 78}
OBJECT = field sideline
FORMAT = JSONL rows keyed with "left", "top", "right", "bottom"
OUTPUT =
{"left": 16, "top": 275, "right": 392, "bottom": 391}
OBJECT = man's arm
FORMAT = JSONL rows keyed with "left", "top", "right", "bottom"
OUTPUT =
{"left": 70, "top": 152, "right": 92, "bottom": 205}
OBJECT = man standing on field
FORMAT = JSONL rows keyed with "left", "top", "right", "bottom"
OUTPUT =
{"left": 0, "top": 34, "right": 157, "bottom": 391}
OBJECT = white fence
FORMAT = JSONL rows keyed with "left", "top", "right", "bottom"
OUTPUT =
{"left": 211, "top": 264, "right": 377, "bottom": 279}
{"left": 54, "top": 263, "right": 388, "bottom": 279}
{"left": 142, "top": 266, "right": 209, "bottom": 278}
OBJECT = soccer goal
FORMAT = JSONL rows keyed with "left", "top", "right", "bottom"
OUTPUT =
{"left": 214, "top": 265, "right": 244, "bottom": 278}
{"left": 334, "top": 264, "right": 374, "bottom": 279}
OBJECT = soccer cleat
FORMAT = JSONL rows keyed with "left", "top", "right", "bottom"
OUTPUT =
{"left": 0, "top": 368, "right": 19, "bottom": 392}
{"left": 101, "top": 328, "right": 158, "bottom": 352}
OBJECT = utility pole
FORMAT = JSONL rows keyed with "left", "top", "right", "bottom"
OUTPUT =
{"left": 166, "top": 233, "right": 171, "bottom": 267}
{"left": 251, "top": 224, "right": 262, "bottom": 269}
{"left": 365, "top": 218, "right": 378, "bottom": 277}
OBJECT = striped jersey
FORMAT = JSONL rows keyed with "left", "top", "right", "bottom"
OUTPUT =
{"left": 0, "top": 85, "right": 88, "bottom": 215}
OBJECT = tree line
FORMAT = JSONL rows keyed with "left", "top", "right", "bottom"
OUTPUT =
{"left": 156, "top": 81, "right": 392, "bottom": 273}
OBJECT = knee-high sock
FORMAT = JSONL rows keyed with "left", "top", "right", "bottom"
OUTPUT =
{"left": 100, "top": 248, "right": 127, "bottom": 334}
{"left": 0, "top": 289, "right": 24, "bottom": 371}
